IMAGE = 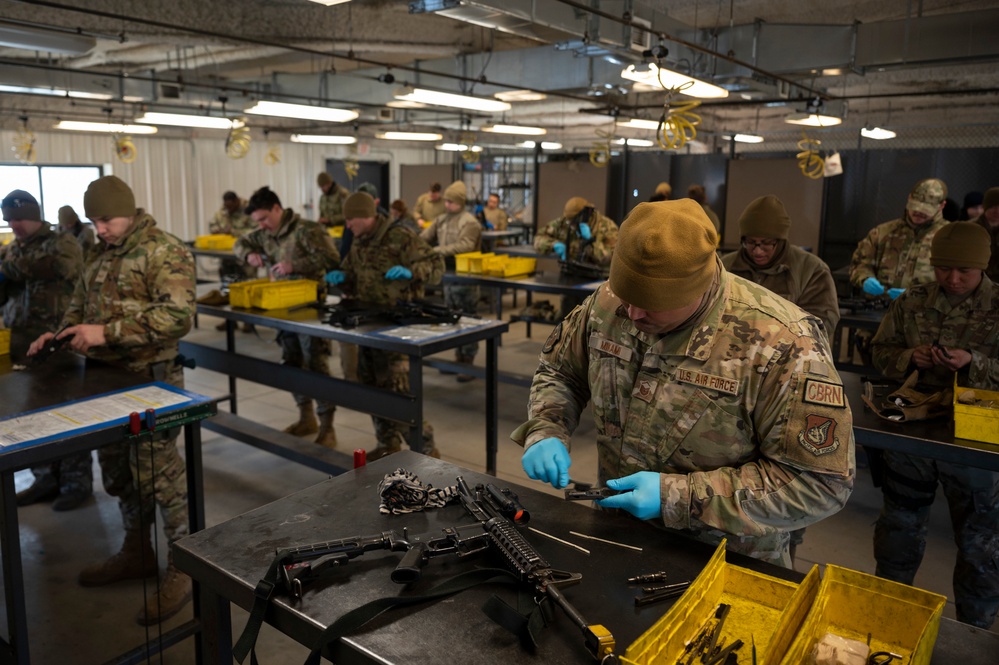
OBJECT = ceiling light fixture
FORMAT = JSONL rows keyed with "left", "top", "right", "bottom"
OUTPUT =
{"left": 860, "top": 126, "right": 896, "bottom": 140}
{"left": 0, "top": 22, "right": 96, "bottom": 55}
{"left": 393, "top": 86, "right": 510, "bottom": 113}
{"left": 136, "top": 112, "right": 241, "bottom": 130}
{"left": 304, "top": 0, "right": 352, "bottom": 6}
{"left": 722, "top": 133, "right": 765, "bottom": 144}
{"left": 621, "top": 64, "right": 729, "bottom": 99}
{"left": 616, "top": 118, "right": 660, "bottom": 131}
{"left": 244, "top": 101, "right": 358, "bottom": 123}
{"left": 376, "top": 131, "right": 443, "bottom": 141}
{"left": 54, "top": 120, "right": 158, "bottom": 134}
{"left": 437, "top": 143, "right": 483, "bottom": 152}
{"left": 290, "top": 134, "right": 357, "bottom": 144}
{"left": 482, "top": 124, "right": 546, "bottom": 136}
{"left": 0, "top": 84, "right": 112, "bottom": 100}
{"left": 518, "top": 141, "right": 563, "bottom": 150}
{"left": 784, "top": 112, "right": 843, "bottom": 127}
{"left": 614, "top": 137, "right": 655, "bottom": 147}
{"left": 493, "top": 89, "right": 547, "bottom": 102}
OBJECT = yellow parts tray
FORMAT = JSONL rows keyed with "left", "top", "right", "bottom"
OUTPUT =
{"left": 455, "top": 251, "right": 495, "bottom": 273}
{"left": 953, "top": 378, "right": 999, "bottom": 445}
{"left": 241, "top": 279, "right": 318, "bottom": 310}
{"left": 623, "top": 541, "right": 805, "bottom": 665}
{"left": 328, "top": 226, "right": 344, "bottom": 238}
{"left": 227, "top": 278, "right": 271, "bottom": 309}
{"left": 483, "top": 254, "right": 536, "bottom": 277}
{"left": 193, "top": 234, "right": 236, "bottom": 250}
{"left": 778, "top": 565, "right": 945, "bottom": 665}
{"left": 0, "top": 328, "right": 9, "bottom": 356}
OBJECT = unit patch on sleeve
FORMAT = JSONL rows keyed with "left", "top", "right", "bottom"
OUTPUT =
{"left": 588, "top": 333, "right": 633, "bottom": 361}
{"left": 797, "top": 414, "right": 840, "bottom": 455}
{"left": 802, "top": 379, "right": 846, "bottom": 408}
{"left": 542, "top": 322, "right": 562, "bottom": 355}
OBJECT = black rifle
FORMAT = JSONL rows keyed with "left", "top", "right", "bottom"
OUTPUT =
{"left": 560, "top": 259, "right": 609, "bottom": 280}
{"left": 321, "top": 299, "right": 462, "bottom": 328}
{"left": 273, "top": 477, "right": 616, "bottom": 661}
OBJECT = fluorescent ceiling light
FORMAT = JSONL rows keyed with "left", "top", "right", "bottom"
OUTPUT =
{"left": 136, "top": 112, "right": 241, "bottom": 129}
{"left": 621, "top": 64, "right": 729, "bottom": 99}
{"left": 0, "top": 23, "right": 96, "bottom": 55}
{"left": 861, "top": 126, "right": 896, "bottom": 140}
{"left": 616, "top": 118, "right": 660, "bottom": 131}
{"left": 482, "top": 124, "right": 546, "bottom": 136}
{"left": 0, "top": 84, "right": 111, "bottom": 100}
{"left": 494, "top": 89, "right": 547, "bottom": 102}
{"left": 393, "top": 87, "right": 510, "bottom": 113}
{"left": 784, "top": 112, "right": 842, "bottom": 127}
{"left": 519, "top": 141, "right": 562, "bottom": 150}
{"left": 376, "top": 131, "right": 443, "bottom": 141}
{"left": 722, "top": 133, "right": 765, "bottom": 144}
{"left": 244, "top": 101, "right": 358, "bottom": 123}
{"left": 290, "top": 134, "right": 357, "bottom": 144}
{"left": 614, "top": 138, "right": 655, "bottom": 147}
{"left": 386, "top": 100, "right": 427, "bottom": 109}
{"left": 122, "top": 95, "right": 145, "bottom": 103}
{"left": 54, "top": 120, "right": 158, "bottom": 134}
{"left": 304, "top": 0, "right": 351, "bottom": 5}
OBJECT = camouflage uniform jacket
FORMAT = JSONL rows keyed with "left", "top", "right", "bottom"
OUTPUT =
{"left": 871, "top": 275, "right": 999, "bottom": 391}
{"left": 972, "top": 217, "right": 999, "bottom": 283}
{"left": 512, "top": 264, "right": 855, "bottom": 564}
{"left": 483, "top": 207, "right": 509, "bottom": 231}
{"left": 412, "top": 193, "right": 445, "bottom": 224}
{"left": 234, "top": 208, "right": 340, "bottom": 281}
{"left": 0, "top": 223, "right": 83, "bottom": 346}
{"left": 342, "top": 214, "right": 444, "bottom": 306}
{"left": 319, "top": 184, "right": 350, "bottom": 226}
{"left": 534, "top": 211, "right": 618, "bottom": 267}
{"left": 59, "top": 211, "right": 194, "bottom": 374}
{"left": 721, "top": 242, "right": 840, "bottom": 335}
{"left": 420, "top": 210, "right": 481, "bottom": 257}
{"left": 63, "top": 221, "right": 95, "bottom": 250}
{"left": 208, "top": 200, "right": 254, "bottom": 236}
{"left": 849, "top": 213, "right": 948, "bottom": 289}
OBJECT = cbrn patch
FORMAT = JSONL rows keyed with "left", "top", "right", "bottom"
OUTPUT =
{"left": 542, "top": 322, "right": 562, "bottom": 355}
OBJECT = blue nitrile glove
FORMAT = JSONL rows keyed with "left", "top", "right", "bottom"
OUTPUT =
{"left": 552, "top": 242, "right": 567, "bottom": 261}
{"left": 485, "top": 221, "right": 495, "bottom": 230}
{"left": 887, "top": 287, "right": 905, "bottom": 300}
{"left": 521, "top": 437, "right": 571, "bottom": 489}
{"left": 578, "top": 222, "right": 592, "bottom": 240}
{"left": 325, "top": 270, "right": 346, "bottom": 285}
{"left": 385, "top": 265, "right": 412, "bottom": 280}
{"left": 597, "top": 472, "right": 662, "bottom": 520}
{"left": 862, "top": 277, "right": 885, "bottom": 296}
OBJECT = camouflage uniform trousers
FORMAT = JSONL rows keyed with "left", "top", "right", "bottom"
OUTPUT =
{"left": 277, "top": 331, "right": 336, "bottom": 416}
{"left": 358, "top": 346, "right": 435, "bottom": 453}
{"left": 874, "top": 450, "right": 999, "bottom": 628}
{"left": 98, "top": 367, "right": 188, "bottom": 543}
{"left": 445, "top": 284, "right": 479, "bottom": 359}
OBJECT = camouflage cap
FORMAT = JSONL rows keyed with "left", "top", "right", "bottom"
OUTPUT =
{"left": 1, "top": 190, "right": 41, "bottom": 222}
{"left": 563, "top": 196, "right": 591, "bottom": 219}
{"left": 739, "top": 195, "right": 791, "bottom": 239}
{"left": 931, "top": 222, "right": 990, "bottom": 270}
{"left": 317, "top": 172, "right": 333, "bottom": 187}
{"left": 906, "top": 178, "right": 947, "bottom": 218}
{"left": 343, "top": 192, "right": 376, "bottom": 220}
{"left": 84, "top": 175, "right": 136, "bottom": 219}
{"left": 983, "top": 187, "right": 999, "bottom": 212}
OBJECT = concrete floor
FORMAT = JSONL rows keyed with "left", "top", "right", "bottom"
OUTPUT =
{"left": 7, "top": 291, "right": 997, "bottom": 664}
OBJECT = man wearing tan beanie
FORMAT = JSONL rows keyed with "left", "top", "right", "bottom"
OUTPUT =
{"left": 420, "top": 180, "right": 482, "bottom": 380}
{"left": 26, "top": 174, "right": 196, "bottom": 625}
{"left": 317, "top": 172, "right": 349, "bottom": 228}
{"left": 869, "top": 221, "right": 999, "bottom": 629}
{"left": 514, "top": 199, "right": 854, "bottom": 568}
{"left": 973, "top": 186, "right": 999, "bottom": 282}
{"left": 722, "top": 195, "right": 839, "bottom": 335}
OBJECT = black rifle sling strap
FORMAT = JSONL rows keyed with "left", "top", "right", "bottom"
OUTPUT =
{"left": 233, "top": 547, "right": 294, "bottom": 664}
{"left": 482, "top": 584, "right": 553, "bottom": 651}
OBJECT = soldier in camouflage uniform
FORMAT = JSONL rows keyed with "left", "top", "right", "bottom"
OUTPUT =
{"left": 972, "top": 187, "right": 999, "bottom": 283}
{"left": 28, "top": 175, "right": 196, "bottom": 625}
{"left": 327, "top": 192, "right": 444, "bottom": 460}
{"left": 1, "top": 191, "right": 91, "bottom": 511}
{"left": 421, "top": 180, "right": 481, "bottom": 381}
{"left": 57, "top": 205, "right": 95, "bottom": 250}
{"left": 208, "top": 190, "right": 257, "bottom": 290}
{"left": 514, "top": 200, "right": 855, "bottom": 568}
{"left": 870, "top": 222, "right": 999, "bottom": 629}
{"left": 412, "top": 182, "right": 445, "bottom": 227}
{"left": 317, "top": 172, "right": 349, "bottom": 228}
{"left": 236, "top": 186, "right": 341, "bottom": 447}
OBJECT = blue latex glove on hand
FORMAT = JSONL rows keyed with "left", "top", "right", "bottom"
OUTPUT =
{"left": 887, "top": 287, "right": 905, "bottom": 300}
{"left": 552, "top": 242, "right": 567, "bottom": 261}
{"left": 578, "top": 222, "right": 592, "bottom": 240}
{"left": 384, "top": 265, "right": 412, "bottom": 280}
{"left": 324, "top": 270, "right": 346, "bottom": 285}
{"left": 521, "top": 438, "right": 571, "bottom": 489}
{"left": 862, "top": 277, "right": 885, "bottom": 296}
{"left": 596, "top": 472, "right": 662, "bottom": 520}
{"left": 485, "top": 221, "right": 495, "bottom": 230}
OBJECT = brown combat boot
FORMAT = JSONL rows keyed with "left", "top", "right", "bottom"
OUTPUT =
{"left": 284, "top": 403, "right": 318, "bottom": 437}
{"left": 315, "top": 412, "right": 337, "bottom": 448}
{"left": 136, "top": 562, "right": 192, "bottom": 625}
{"left": 455, "top": 353, "right": 476, "bottom": 383}
{"left": 78, "top": 526, "right": 157, "bottom": 587}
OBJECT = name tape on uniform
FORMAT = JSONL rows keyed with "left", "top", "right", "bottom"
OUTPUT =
{"left": 675, "top": 368, "right": 739, "bottom": 396}
{"left": 802, "top": 379, "right": 846, "bottom": 408}
{"left": 588, "top": 334, "right": 633, "bottom": 362}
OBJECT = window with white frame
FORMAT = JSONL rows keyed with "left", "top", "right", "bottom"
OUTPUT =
{"left": 0, "top": 164, "right": 102, "bottom": 229}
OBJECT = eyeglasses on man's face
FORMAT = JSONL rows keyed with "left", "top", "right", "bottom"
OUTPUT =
{"left": 742, "top": 238, "right": 779, "bottom": 251}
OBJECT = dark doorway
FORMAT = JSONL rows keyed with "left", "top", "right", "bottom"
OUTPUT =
{"left": 325, "top": 158, "right": 390, "bottom": 201}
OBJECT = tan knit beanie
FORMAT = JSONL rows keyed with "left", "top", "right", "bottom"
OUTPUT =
{"left": 1, "top": 190, "right": 41, "bottom": 222}
{"left": 983, "top": 187, "right": 999, "bottom": 212}
{"left": 563, "top": 197, "right": 590, "bottom": 220}
{"left": 738, "top": 195, "right": 791, "bottom": 239}
{"left": 443, "top": 180, "right": 467, "bottom": 205}
{"left": 343, "top": 192, "right": 376, "bottom": 220}
{"left": 58, "top": 205, "right": 80, "bottom": 226}
{"left": 83, "top": 176, "right": 136, "bottom": 219}
{"left": 654, "top": 182, "right": 672, "bottom": 198}
{"left": 609, "top": 199, "right": 718, "bottom": 311}
{"left": 317, "top": 172, "right": 333, "bottom": 187}
{"left": 931, "top": 222, "right": 990, "bottom": 269}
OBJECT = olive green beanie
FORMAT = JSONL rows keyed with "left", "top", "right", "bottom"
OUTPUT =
{"left": 930, "top": 222, "right": 990, "bottom": 269}
{"left": 982, "top": 187, "right": 999, "bottom": 212}
{"left": 738, "top": 195, "right": 791, "bottom": 239}
{"left": 443, "top": 180, "right": 467, "bottom": 205}
{"left": 563, "top": 196, "right": 590, "bottom": 219}
{"left": 317, "top": 172, "right": 333, "bottom": 187}
{"left": 609, "top": 199, "right": 718, "bottom": 311}
{"left": 58, "top": 205, "right": 80, "bottom": 226}
{"left": 1, "top": 190, "right": 41, "bottom": 222}
{"left": 83, "top": 175, "right": 136, "bottom": 219}
{"left": 343, "top": 192, "right": 376, "bottom": 220}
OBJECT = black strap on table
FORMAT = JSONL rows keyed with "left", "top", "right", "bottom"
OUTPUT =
{"left": 232, "top": 547, "right": 293, "bottom": 664}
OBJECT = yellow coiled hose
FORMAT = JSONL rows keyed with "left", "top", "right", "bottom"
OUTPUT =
{"left": 589, "top": 128, "right": 612, "bottom": 167}
{"left": 12, "top": 128, "right": 36, "bottom": 164}
{"left": 226, "top": 124, "right": 251, "bottom": 159}
{"left": 114, "top": 135, "right": 136, "bottom": 163}
{"left": 796, "top": 135, "right": 825, "bottom": 179}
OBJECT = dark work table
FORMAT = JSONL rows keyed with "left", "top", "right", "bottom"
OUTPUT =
{"left": 173, "top": 452, "right": 997, "bottom": 665}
